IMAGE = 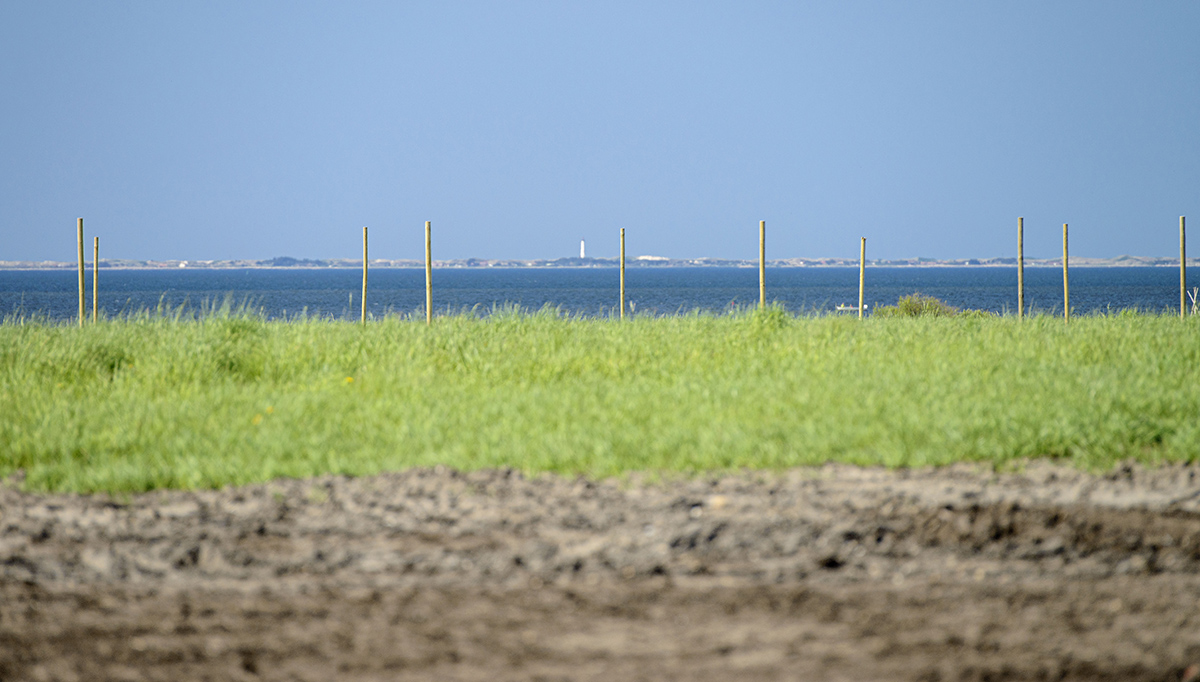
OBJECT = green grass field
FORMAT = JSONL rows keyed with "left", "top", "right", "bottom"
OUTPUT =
{"left": 2, "top": 306, "right": 1198, "bottom": 493}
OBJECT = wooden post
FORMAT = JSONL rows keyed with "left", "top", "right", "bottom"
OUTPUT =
{"left": 92, "top": 236, "right": 99, "bottom": 323}
{"left": 425, "top": 221, "right": 432, "bottom": 325}
{"left": 858, "top": 237, "right": 866, "bottom": 319}
{"left": 76, "top": 218, "right": 84, "bottom": 327}
{"left": 1181, "top": 216, "right": 1187, "bottom": 319}
{"left": 620, "top": 228, "right": 626, "bottom": 320}
{"left": 759, "top": 220, "right": 766, "bottom": 308}
{"left": 361, "top": 226, "right": 368, "bottom": 324}
{"left": 1062, "top": 223, "right": 1069, "bottom": 323}
{"left": 1017, "top": 217, "right": 1024, "bottom": 320}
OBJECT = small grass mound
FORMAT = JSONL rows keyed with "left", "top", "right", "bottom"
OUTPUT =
{"left": 873, "top": 293, "right": 993, "bottom": 319}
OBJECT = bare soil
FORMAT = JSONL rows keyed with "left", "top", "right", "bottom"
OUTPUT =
{"left": 2, "top": 461, "right": 1200, "bottom": 681}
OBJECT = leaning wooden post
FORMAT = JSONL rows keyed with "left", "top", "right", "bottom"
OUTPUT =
{"left": 361, "top": 226, "right": 368, "bottom": 324}
{"left": 1181, "top": 216, "right": 1187, "bottom": 319}
{"left": 425, "top": 221, "right": 433, "bottom": 325}
{"left": 620, "top": 228, "right": 626, "bottom": 320}
{"left": 1017, "top": 217, "right": 1025, "bottom": 320}
{"left": 1062, "top": 223, "right": 1069, "bottom": 323}
{"left": 858, "top": 237, "right": 866, "bottom": 319}
{"left": 92, "top": 236, "right": 99, "bottom": 323}
{"left": 76, "top": 218, "right": 85, "bottom": 327}
{"left": 759, "top": 220, "right": 766, "bottom": 308}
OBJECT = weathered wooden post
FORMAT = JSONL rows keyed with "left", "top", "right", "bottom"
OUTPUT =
{"left": 93, "top": 236, "right": 99, "bottom": 323}
{"left": 1017, "top": 217, "right": 1025, "bottom": 320}
{"left": 759, "top": 220, "right": 766, "bottom": 308}
{"left": 620, "top": 228, "right": 626, "bottom": 320}
{"left": 76, "top": 218, "right": 84, "bottom": 327}
{"left": 1062, "top": 223, "right": 1069, "bottom": 323}
{"left": 361, "top": 226, "right": 368, "bottom": 324}
{"left": 858, "top": 237, "right": 866, "bottom": 319}
{"left": 1181, "top": 216, "right": 1187, "bottom": 319}
{"left": 425, "top": 221, "right": 433, "bottom": 325}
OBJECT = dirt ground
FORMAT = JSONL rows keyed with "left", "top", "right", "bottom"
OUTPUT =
{"left": 2, "top": 461, "right": 1199, "bottom": 681}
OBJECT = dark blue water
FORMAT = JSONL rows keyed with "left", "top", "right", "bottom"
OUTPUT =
{"left": 0, "top": 267, "right": 1188, "bottom": 320}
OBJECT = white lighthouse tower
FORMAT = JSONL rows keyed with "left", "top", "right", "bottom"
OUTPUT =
{"left": 580, "top": 239, "right": 586, "bottom": 259}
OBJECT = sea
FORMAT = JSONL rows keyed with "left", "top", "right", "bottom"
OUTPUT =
{"left": 0, "top": 267, "right": 1190, "bottom": 321}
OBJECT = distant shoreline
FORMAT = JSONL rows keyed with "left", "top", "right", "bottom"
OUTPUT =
{"left": 1, "top": 255, "right": 1194, "bottom": 271}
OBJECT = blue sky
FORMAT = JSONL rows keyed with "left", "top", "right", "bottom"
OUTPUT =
{"left": 2, "top": 1, "right": 1197, "bottom": 262}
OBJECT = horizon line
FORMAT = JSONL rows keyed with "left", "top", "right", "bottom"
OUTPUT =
{"left": 1, "top": 254, "right": 1194, "bottom": 270}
